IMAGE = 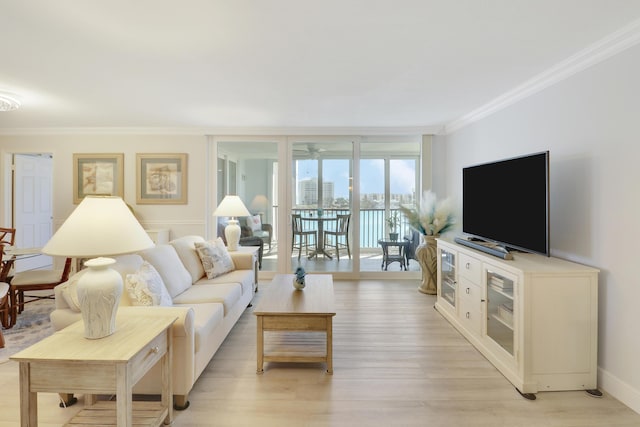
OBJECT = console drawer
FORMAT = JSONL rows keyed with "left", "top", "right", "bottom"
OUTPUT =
{"left": 130, "top": 330, "right": 167, "bottom": 384}
{"left": 458, "top": 253, "right": 482, "bottom": 283}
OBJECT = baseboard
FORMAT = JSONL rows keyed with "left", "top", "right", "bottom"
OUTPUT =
{"left": 599, "top": 367, "right": 640, "bottom": 415}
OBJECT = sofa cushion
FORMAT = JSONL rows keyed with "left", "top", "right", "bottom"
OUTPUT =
{"left": 174, "top": 302, "right": 224, "bottom": 353}
{"left": 194, "top": 238, "right": 235, "bottom": 279}
{"left": 125, "top": 261, "right": 172, "bottom": 307}
{"left": 170, "top": 235, "right": 206, "bottom": 284}
{"left": 196, "top": 269, "right": 254, "bottom": 296}
{"left": 172, "top": 283, "right": 242, "bottom": 316}
{"left": 139, "top": 244, "right": 192, "bottom": 298}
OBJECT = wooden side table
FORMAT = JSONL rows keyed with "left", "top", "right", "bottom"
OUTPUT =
{"left": 11, "top": 314, "right": 176, "bottom": 427}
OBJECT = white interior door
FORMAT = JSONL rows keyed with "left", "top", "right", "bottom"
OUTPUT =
{"left": 14, "top": 153, "right": 53, "bottom": 272}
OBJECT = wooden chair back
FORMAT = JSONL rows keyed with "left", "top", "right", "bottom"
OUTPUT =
{"left": 0, "top": 228, "right": 16, "bottom": 246}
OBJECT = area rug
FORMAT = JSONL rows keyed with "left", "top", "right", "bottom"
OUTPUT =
{"left": 0, "top": 298, "right": 56, "bottom": 362}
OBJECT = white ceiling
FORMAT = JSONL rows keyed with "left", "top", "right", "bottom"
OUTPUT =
{"left": 2, "top": 1, "right": 640, "bottom": 133}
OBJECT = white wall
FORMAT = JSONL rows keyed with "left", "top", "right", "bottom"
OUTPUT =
{"left": 438, "top": 43, "right": 640, "bottom": 412}
{"left": 0, "top": 134, "right": 209, "bottom": 238}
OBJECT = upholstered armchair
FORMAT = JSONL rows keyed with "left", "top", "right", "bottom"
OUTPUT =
{"left": 404, "top": 229, "right": 421, "bottom": 265}
{"left": 244, "top": 215, "right": 272, "bottom": 252}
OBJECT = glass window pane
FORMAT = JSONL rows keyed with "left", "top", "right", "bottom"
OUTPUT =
{"left": 217, "top": 141, "right": 278, "bottom": 272}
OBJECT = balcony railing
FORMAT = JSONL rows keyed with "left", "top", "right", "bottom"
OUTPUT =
{"left": 290, "top": 208, "right": 411, "bottom": 249}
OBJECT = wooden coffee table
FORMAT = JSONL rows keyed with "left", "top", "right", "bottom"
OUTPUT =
{"left": 254, "top": 274, "right": 335, "bottom": 373}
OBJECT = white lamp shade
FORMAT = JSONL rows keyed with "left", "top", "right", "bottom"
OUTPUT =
{"left": 42, "top": 196, "right": 154, "bottom": 257}
{"left": 250, "top": 195, "right": 268, "bottom": 212}
{"left": 42, "top": 196, "right": 153, "bottom": 339}
{"left": 213, "top": 195, "right": 251, "bottom": 218}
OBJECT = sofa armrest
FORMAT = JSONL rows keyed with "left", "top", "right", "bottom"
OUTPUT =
{"left": 230, "top": 251, "right": 254, "bottom": 270}
{"left": 54, "top": 280, "right": 71, "bottom": 310}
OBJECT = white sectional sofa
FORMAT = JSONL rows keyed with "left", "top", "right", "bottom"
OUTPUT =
{"left": 50, "top": 235, "right": 257, "bottom": 410}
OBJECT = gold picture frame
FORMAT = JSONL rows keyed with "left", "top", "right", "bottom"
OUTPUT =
{"left": 73, "top": 153, "right": 124, "bottom": 204}
{"left": 136, "top": 153, "right": 188, "bottom": 204}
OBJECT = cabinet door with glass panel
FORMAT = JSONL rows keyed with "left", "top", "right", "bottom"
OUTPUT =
{"left": 485, "top": 267, "right": 518, "bottom": 358}
{"left": 437, "top": 247, "right": 456, "bottom": 311}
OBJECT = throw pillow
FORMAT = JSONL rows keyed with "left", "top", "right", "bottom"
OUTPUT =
{"left": 249, "top": 214, "right": 262, "bottom": 232}
{"left": 125, "top": 261, "right": 172, "bottom": 307}
{"left": 194, "top": 237, "right": 235, "bottom": 279}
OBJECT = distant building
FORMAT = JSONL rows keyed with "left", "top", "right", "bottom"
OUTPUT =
{"left": 298, "top": 178, "right": 335, "bottom": 206}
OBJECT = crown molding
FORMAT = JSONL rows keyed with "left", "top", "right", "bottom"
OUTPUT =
{"left": 0, "top": 125, "right": 441, "bottom": 137}
{"left": 444, "top": 18, "right": 640, "bottom": 135}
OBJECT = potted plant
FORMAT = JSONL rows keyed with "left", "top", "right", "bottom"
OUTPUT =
{"left": 386, "top": 211, "right": 400, "bottom": 241}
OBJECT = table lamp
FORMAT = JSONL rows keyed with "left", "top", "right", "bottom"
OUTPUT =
{"left": 42, "top": 196, "right": 154, "bottom": 339}
{"left": 214, "top": 195, "right": 251, "bottom": 251}
{"left": 250, "top": 194, "right": 268, "bottom": 215}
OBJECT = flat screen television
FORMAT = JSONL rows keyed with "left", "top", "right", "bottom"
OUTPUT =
{"left": 462, "top": 151, "right": 550, "bottom": 256}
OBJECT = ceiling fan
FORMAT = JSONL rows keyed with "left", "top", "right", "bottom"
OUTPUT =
{"left": 293, "top": 143, "right": 326, "bottom": 159}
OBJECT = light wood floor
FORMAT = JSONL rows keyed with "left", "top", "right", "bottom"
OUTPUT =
{"left": 1, "top": 280, "right": 639, "bottom": 426}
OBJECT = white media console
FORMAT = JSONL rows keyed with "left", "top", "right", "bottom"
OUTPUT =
{"left": 435, "top": 238, "right": 600, "bottom": 399}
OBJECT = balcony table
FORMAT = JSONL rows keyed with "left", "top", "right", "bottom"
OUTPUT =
{"left": 378, "top": 239, "right": 409, "bottom": 271}
{"left": 301, "top": 215, "right": 337, "bottom": 259}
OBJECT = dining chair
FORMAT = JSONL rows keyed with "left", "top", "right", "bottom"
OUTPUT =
{"left": 9, "top": 257, "right": 72, "bottom": 327}
{"left": 0, "top": 281, "right": 9, "bottom": 331}
{"left": 0, "top": 282, "right": 6, "bottom": 348}
{"left": 0, "top": 229, "right": 16, "bottom": 282}
{"left": 291, "top": 214, "right": 317, "bottom": 260}
{"left": 324, "top": 213, "right": 351, "bottom": 259}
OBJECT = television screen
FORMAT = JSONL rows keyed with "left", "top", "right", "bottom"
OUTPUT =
{"left": 462, "top": 151, "right": 549, "bottom": 256}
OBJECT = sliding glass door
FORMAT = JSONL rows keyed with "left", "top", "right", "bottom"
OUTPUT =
{"left": 291, "top": 140, "right": 354, "bottom": 273}
{"left": 359, "top": 141, "right": 421, "bottom": 273}
{"left": 216, "top": 139, "right": 279, "bottom": 273}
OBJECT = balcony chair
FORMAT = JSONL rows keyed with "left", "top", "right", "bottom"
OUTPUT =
{"left": 292, "top": 214, "right": 317, "bottom": 260}
{"left": 9, "top": 257, "right": 72, "bottom": 327}
{"left": 404, "top": 229, "right": 421, "bottom": 265}
{"left": 324, "top": 213, "right": 351, "bottom": 259}
{"left": 245, "top": 214, "right": 273, "bottom": 252}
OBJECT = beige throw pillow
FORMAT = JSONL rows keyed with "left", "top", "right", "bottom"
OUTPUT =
{"left": 125, "top": 261, "right": 172, "bottom": 307}
{"left": 195, "top": 237, "right": 235, "bottom": 279}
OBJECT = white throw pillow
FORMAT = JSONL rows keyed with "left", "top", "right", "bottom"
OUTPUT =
{"left": 249, "top": 214, "right": 262, "bottom": 232}
{"left": 139, "top": 244, "right": 192, "bottom": 298}
{"left": 125, "top": 261, "right": 172, "bottom": 307}
{"left": 170, "top": 235, "right": 206, "bottom": 283}
{"left": 195, "top": 238, "right": 235, "bottom": 279}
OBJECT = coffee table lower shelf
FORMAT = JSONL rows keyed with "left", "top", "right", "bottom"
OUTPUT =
{"left": 65, "top": 401, "right": 167, "bottom": 427}
{"left": 263, "top": 331, "right": 329, "bottom": 364}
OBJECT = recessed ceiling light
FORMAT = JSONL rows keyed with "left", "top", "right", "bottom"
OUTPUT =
{"left": 0, "top": 92, "right": 20, "bottom": 111}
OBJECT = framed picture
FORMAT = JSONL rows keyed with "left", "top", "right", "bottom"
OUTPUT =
{"left": 136, "top": 153, "right": 188, "bottom": 204}
{"left": 73, "top": 153, "right": 124, "bottom": 204}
